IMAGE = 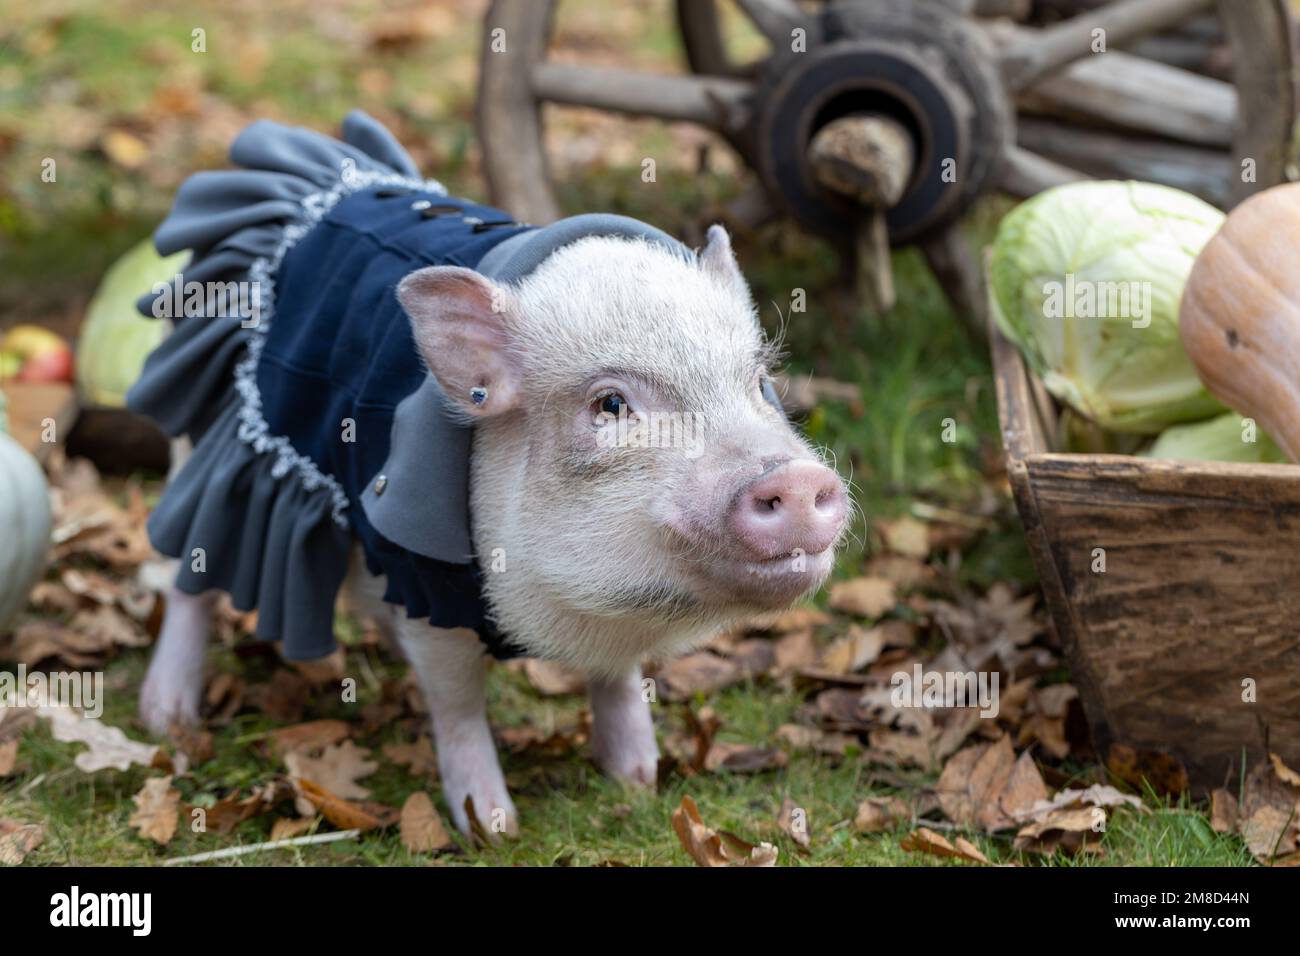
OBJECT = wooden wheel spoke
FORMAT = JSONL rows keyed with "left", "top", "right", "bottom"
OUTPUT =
{"left": 734, "top": 0, "right": 805, "bottom": 45}
{"left": 531, "top": 62, "right": 753, "bottom": 132}
{"left": 1023, "top": 48, "right": 1236, "bottom": 148}
{"left": 1016, "top": 118, "right": 1231, "bottom": 206}
{"left": 1000, "top": 0, "right": 1216, "bottom": 93}
{"left": 997, "top": 145, "right": 1088, "bottom": 198}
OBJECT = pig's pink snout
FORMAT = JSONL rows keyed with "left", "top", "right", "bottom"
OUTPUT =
{"left": 728, "top": 460, "right": 847, "bottom": 560}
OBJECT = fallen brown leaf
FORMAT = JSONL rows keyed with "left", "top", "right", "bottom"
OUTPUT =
{"left": 778, "top": 797, "right": 810, "bottom": 851}
{"left": 521, "top": 658, "right": 586, "bottom": 696}
{"left": 129, "top": 776, "right": 179, "bottom": 845}
{"left": 657, "top": 652, "right": 742, "bottom": 701}
{"left": 268, "top": 719, "right": 351, "bottom": 756}
{"left": 671, "top": 795, "right": 778, "bottom": 868}
{"left": 285, "top": 740, "right": 378, "bottom": 800}
{"left": 855, "top": 796, "right": 911, "bottom": 833}
{"left": 828, "top": 577, "right": 897, "bottom": 619}
{"left": 1013, "top": 806, "right": 1101, "bottom": 855}
{"left": 383, "top": 736, "right": 439, "bottom": 778}
{"left": 900, "top": 826, "right": 991, "bottom": 864}
{"left": 295, "top": 778, "right": 397, "bottom": 833}
{"left": 0, "top": 821, "right": 44, "bottom": 864}
{"left": 270, "top": 816, "right": 318, "bottom": 841}
{"left": 879, "top": 516, "right": 930, "bottom": 558}
{"left": 400, "top": 791, "right": 452, "bottom": 854}
{"left": 1210, "top": 788, "right": 1238, "bottom": 834}
{"left": 937, "top": 736, "right": 1048, "bottom": 831}
{"left": 36, "top": 705, "right": 161, "bottom": 773}
{"left": 764, "top": 606, "right": 831, "bottom": 632}
{"left": 817, "top": 624, "right": 884, "bottom": 676}
{"left": 704, "top": 742, "right": 788, "bottom": 773}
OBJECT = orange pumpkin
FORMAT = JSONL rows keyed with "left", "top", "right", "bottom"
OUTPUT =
{"left": 1180, "top": 183, "right": 1300, "bottom": 463}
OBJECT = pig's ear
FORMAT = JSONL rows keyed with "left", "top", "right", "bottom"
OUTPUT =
{"left": 699, "top": 224, "right": 752, "bottom": 302}
{"left": 397, "top": 266, "right": 523, "bottom": 418}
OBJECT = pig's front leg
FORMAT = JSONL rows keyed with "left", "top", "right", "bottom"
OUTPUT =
{"left": 394, "top": 622, "right": 518, "bottom": 840}
{"left": 589, "top": 667, "right": 659, "bottom": 787}
{"left": 139, "top": 584, "right": 215, "bottom": 736}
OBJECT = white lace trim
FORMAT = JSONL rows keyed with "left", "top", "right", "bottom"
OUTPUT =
{"left": 231, "top": 163, "right": 447, "bottom": 526}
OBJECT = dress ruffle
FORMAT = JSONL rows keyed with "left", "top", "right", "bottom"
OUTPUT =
{"left": 127, "top": 111, "right": 444, "bottom": 660}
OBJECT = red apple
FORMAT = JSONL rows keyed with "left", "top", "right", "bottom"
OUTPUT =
{"left": 1, "top": 324, "right": 75, "bottom": 384}
{"left": 15, "top": 347, "right": 75, "bottom": 384}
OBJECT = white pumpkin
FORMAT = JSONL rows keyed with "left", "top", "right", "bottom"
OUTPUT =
{"left": 0, "top": 416, "right": 52, "bottom": 635}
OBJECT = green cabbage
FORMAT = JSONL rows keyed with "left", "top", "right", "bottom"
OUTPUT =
{"left": 77, "top": 238, "right": 187, "bottom": 408}
{"left": 989, "top": 181, "right": 1227, "bottom": 434}
{"left": 1146, "top": 413, "right": 1286, "bottom": 464}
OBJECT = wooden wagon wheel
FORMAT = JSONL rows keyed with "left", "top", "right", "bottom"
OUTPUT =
{"left": 478, "top": 0, "right": 1296, "bottom": 329}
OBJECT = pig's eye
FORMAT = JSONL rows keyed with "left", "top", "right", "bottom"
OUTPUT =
{"left": 592, "top": 391, "right": 631, "bottom": 420}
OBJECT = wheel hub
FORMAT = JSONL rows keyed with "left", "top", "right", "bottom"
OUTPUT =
{"left": 754, "top": 0, "right": 1013, "bottom": 244}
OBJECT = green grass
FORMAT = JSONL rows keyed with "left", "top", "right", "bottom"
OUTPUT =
{"left": 2, "top": 634, "right": 1254, "bottom": 867}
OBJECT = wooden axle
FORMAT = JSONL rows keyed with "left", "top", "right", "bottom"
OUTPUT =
{"left": 807, "top": 114, "right": 916, "bottom": 314}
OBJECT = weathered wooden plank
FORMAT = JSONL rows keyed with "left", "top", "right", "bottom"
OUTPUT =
{"left": 1024, "top": 452, "right": 1300, "bottom": 784}
{"left": 1016, "top": 118, "right": 1231, "bottom": 207}
{"left": 1022, "top": 50, "right": 1235, "bottom": 147}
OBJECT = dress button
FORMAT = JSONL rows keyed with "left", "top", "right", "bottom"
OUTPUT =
{"left": 373, "top": 474, "right": 388, "bottom": 496}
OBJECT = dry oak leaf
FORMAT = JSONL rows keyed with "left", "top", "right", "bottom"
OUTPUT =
{"left": 522, "top": 658, "right": 586, "bottom": 696}
{"left": 268, "top": 719, "right": 351, "bottom": 756}
{"left": 71, "top": 605, "right": 150, "bottom": 649}
{"left": 854, "top": 796, "right": 911, "bottom": 833}
{"left": 937, "top": 736, "right": 1048, "bottom": 832}
{"left": 774, "top": 723, "right": 857, "bottom": 756}
{"left": 764, "top": 606, "right": 831, "bottom": 632}
{"left": 772, "top": 629, "right": 821, "bottom": 676}
{"left": 705, "top": 742, "right": 788, "bottom": 774}
{"left": 0, "top": 821, "right": 45, "bottom": 864}
{"left": 1016, "top": 784, "right": 1144, "bottom": 825}
{"left": 129, "top": 776, "right": 180, "bottom": 845}
{"left": 1210, "top": 788, "right": 1238, "bottom": 834}
{"left": 900, "top": 826, "right": 991, "bottom": 865}
{"left": 672, "top": 796, "right": 778, "bottom": 867}
{"left": 778, "top": 797, "right": 811, "bottom": 851}
{"left": 1013, "top": 806, "right": 1101, "bottom": 856}
{"left": 36, "top": 705, "right": 162, "bottom": 773}
{"left": 879, "top": 515, "right": 930, "bottom": 559}
{"left": 818, "top": 624, "right": 885, "bottom": 676}
{"left": 189, "top": 791, "right": 272, "bottom": 835}
{"left": 657, "top": 652, "right": 743, "bottom": 701}
{"left": 270, "top": 816, "right": 318, "bottom": 842}
{"left": 13, "top": 621, "right": 107, "bottom": 669}
{"left": 295, "top": 778, "right": 397, "bottom": 833}
{"left": 400, "top": 792, "right": 453, "bottom": 854}
{"left": 384, "top": 736, "right": 439, "bottom": 778}
{"left": 1235, "top": 757, "right": 1300, "bottom": 860}
{"left": 1270, "top": 752, "right": 1300, "bottom": 788}
{"left": 284, "top": 740, "right": 378, "bottom": 800}
{"left": 828, "top": 577, "right": 897, "bottom": 619}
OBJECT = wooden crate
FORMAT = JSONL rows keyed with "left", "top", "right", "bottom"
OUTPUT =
{"left": 991, "top": 321, "right": 1300, "bottom": 790}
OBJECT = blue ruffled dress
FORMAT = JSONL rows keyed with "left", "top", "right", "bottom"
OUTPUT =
{"left": 128, "top": 111, "right": 693, "bottom": 660}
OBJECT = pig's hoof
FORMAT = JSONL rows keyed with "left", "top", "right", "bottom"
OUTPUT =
{"left": 593, "top": 733, "right": 660, "bottom": 788}
{"left": 138, "top": 675, "right": 200, "bottom": 737}
{"left": 442, "top": 763, "right": 519, "bottom": 843}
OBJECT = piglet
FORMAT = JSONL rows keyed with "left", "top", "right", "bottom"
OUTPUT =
{"left": 130, "top": 118, "right": 848, "bottom": 840}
